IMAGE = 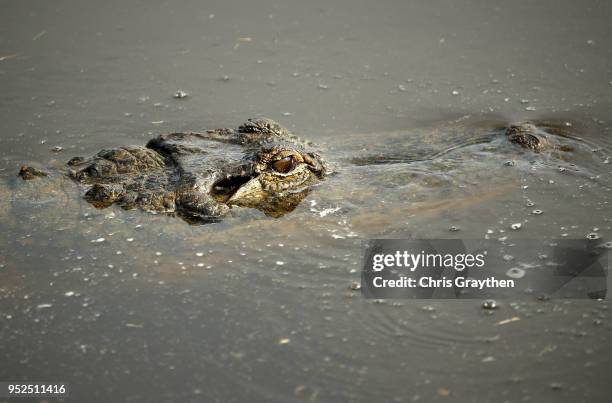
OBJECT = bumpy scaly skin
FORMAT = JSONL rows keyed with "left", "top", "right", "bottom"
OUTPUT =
{"left": 505, "top": 123, "right": 547, "bottom": 151}
{"left": 66, "top": 118, "right": 327, "bottom": 223}
{"left": 505, "top": 122, "right": 573, "bottom": 152}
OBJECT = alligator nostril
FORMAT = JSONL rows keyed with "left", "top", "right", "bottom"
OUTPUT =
{"left": 211, "top": 174, "right": 255, "bottom": 202}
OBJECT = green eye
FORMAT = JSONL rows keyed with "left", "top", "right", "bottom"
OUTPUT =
{"left": 271, "top": 156, "right": 297, "bottom": 174}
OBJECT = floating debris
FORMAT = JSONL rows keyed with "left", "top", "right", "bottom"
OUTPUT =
{"left": 437, "top": 388, "right": 450, "bottom": 397}
{"left": 506, "top": 267, "right": 525, "bottom": 279}
{"left": 64, "top": 291, "right": 75, "bottom": 297}
{"left": 173, "top": 90, "right": 189, "bottom": 99}
{"left": 0, "top": 54, "right": 18, "bottom": 62}
{"left": 504, "top": 160, "right": 515, "bottom": 167}
{"left": 451, "top": 90, "right": 460, "bottom": 96}
{"left": 586, "top": 232, "right": 600, "bottom": 240}
{"left": 511, "top": 223, "right": 522, "bottom": 230}
{"left": 51, "top": 146, "right": 63, "bottom": 152}
{"left": 32, "top": 30, "right": 47, "bottom": 41}
{"left": 318, "top": 83, "right": 329, "bottom": 90}
{"left": 449, "top": 226, "right": 460, "bottom": 232}
{"left": 532, "top": 209, "right": 543, "bottom": 215}
{"left": 36, "top": 303, "right": 53, "bottom": 309}
{"left": 349, "top": 281, "right": 361, "bottom": 291}
{"left": 398, "top": 84, "right": 407, "bottom": 92}
{"left": 550, "top": 382, "right": 563, "bottom": 390}
{"left": 275, "top": 261, "right": 285, "bottom": 266}
{"left": 278, "top": 337, "right": 290, "bottom": 345}
{"left": 91, "top": 237, "right": 105, "bottom": 243}
{"left": 495, "top": 316, "right": 520, "bottom": 326}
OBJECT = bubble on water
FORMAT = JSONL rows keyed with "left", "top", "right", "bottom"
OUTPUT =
{"left": 520, "top": 99, "right": 529, "bottom": 104}
{"left": 91, "top": 238, "right": 105, "bottom": 243}
{"left": 503, "top": 254, "right": 514, "bottom": 261}
{"left": 599, "top": 241, "right": 612, "bottom": 249}
{"left": 318, "top": 84, "right": 329, "bottom": 90}
{"left": 525, "top": 106, "right": 536, "bottom": 111}
{"left": 126, "top": 238, "right": 134, "bottom": 242}
{"left": 532, "top": 209, "right": 543, "bottom": 215}
{"left": 482, "top": 300, "right": 498, "bottom": 310}
{"left": 155, "top": 251, "right": 162, "bottom": 256}
{"left": 64, "top": 291, "right": 75, "bottom": 297}
{"left": 586, "top": 233, "right": 600, "bottom": 240}
{"left": 451, "top": 90, "right": 460, "bottom": 96}
{"left": 275, "top": 261, "right": 285, "bottom": 266}
{"left": 398, "top": 84, "right": 407, "bottom": 92}
{"left": 506, "top": 267, "right": 525, "bottom": 279}
{"left": 195, "top": 252, "right": 204, "bottom": 257}
{"left": 511, "top": 223, "right": 522, "bottom": 230}
{"left": 550, "top": 382, "right": 563, "bottom": 390}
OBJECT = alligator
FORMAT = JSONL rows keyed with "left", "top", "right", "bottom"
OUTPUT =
{"left": 17, "top": 118, "right": 577, "bottom": 224}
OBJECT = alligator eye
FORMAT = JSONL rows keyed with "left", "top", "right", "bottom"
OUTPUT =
{"left": 271, "top": 156, "right": 297, "bottom": 174}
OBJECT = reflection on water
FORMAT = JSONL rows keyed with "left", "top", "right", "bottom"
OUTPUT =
{"left": 1, "top": 0, "right": 612, "bottom": 402}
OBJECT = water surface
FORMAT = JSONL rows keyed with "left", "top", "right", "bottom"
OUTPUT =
{"left": 1, "top": 1, "right": 612, "bottom": 402}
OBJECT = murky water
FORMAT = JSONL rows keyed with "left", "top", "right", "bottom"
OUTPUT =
{"left": 1, "top": 0, "right": 612, "bottom": 402}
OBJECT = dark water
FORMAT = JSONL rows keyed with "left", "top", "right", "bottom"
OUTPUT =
{"left": 1, "top": 1, "right": 612, "bottom": 402}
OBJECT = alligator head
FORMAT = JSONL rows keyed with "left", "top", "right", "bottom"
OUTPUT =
{"left": 68, "top": 118, "right": 327, "bottom": 223}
